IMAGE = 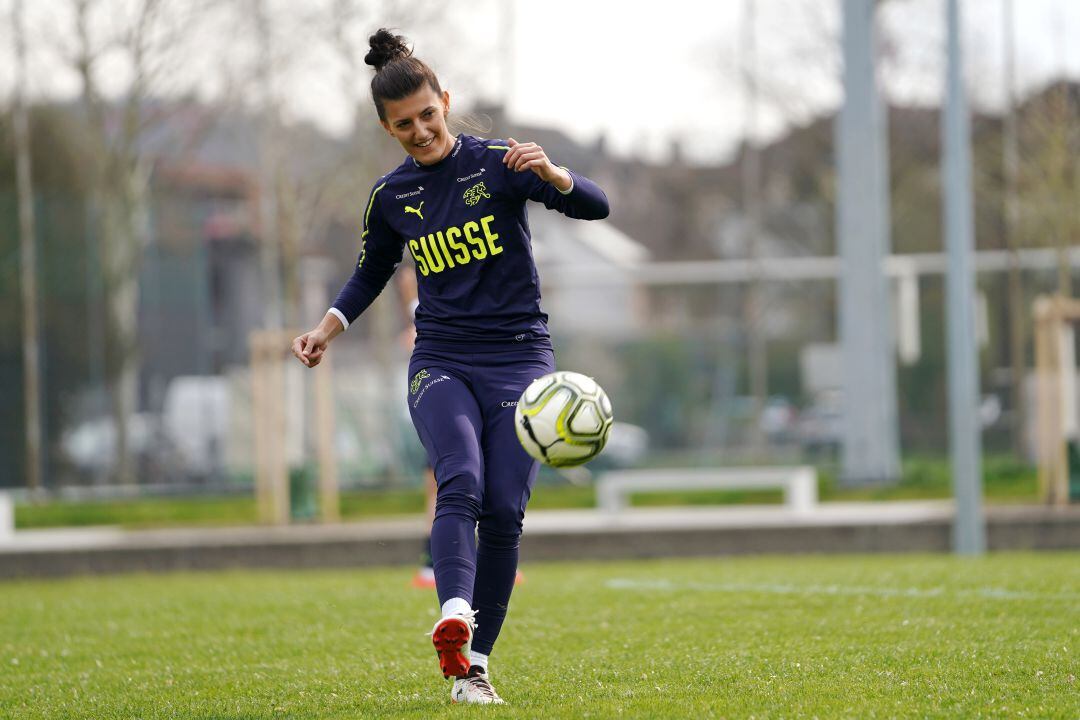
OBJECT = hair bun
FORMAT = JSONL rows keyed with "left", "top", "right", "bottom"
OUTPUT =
{"left": 365, "top": 28, "right": 412, "bottom": 71}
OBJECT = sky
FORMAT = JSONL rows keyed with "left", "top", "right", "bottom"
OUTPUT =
{"left": 3, "top": 0, "right": 1079, "bottom": 165}
{"left": 443, "top": 0, "right": 1080, "bottom": 162}
{"left": 495, "top": 0, "right": 1080, "bottom": 162}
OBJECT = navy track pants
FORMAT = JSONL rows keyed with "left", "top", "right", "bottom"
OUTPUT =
{"left": 407, "top": 339, "right": 555, "bottom": 656}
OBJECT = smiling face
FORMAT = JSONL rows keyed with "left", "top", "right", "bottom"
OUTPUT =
{"left": 380, "top": 85, "right": 455, "bottom": 165}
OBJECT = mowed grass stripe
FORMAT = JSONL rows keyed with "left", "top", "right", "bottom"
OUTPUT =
{"left": 1, "top": 553, "right": 1076, "bottom": 719}
{"left": 605, "top": 577, "right": 1080, "bottom": 602}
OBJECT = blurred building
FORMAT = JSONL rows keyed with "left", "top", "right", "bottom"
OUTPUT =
{"left": 531, "top": 210, "right": 651, "bottom": 340}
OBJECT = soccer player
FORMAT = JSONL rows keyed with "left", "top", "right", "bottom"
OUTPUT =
{"left": 291, "top": 28, "right": 609, "bottom": 705}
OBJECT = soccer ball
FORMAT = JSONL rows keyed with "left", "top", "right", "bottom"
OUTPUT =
{"left": 514, "top": 371, "right": 614, "bottom": 467}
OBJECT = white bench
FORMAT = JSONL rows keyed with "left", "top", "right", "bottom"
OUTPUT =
{"left": 596, "top": 466, "right": 818, "bottom": 513}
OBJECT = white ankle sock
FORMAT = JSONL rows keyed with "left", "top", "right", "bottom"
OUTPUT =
{"left": 441, "top": 597, "right": 472, "bottom": 618}
{"left": 469, "top": 650, "right": 489, "bottom": 672}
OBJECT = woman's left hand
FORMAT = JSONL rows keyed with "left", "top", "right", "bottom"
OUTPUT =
{"left": 503, "top": 137, "right": 572, "bottom": 190}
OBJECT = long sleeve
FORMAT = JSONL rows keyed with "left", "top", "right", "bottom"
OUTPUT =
{"left": 504, "top": 164, "right": 610, "bottom": 220}
{"left": 330, "top": 180, "right": 404, "bottom": 329}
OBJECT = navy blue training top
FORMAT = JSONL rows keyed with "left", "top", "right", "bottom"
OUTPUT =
{"left": 330, "top": 134, "right": 610, "bottom": 343}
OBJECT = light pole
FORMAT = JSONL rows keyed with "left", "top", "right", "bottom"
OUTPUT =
{"left": 836, "top": 0, "right": 900, "bottom": 485}
{"left": 943, "top": 0, "right": 986, "bottom": 555}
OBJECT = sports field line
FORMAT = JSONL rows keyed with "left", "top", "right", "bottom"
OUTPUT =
{"left": 605, "top": 578, "right": 1080, "bottom": 602}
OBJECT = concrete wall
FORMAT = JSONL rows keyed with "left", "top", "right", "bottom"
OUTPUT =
{"left": 1, "top": 506, "right": 1076, "bottom": 580}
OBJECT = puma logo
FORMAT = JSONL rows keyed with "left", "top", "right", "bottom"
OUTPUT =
{"left": 405, "top": 201, "right": 424, "bottom": 220}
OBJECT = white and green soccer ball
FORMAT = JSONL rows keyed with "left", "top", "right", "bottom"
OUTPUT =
{"left": 514, "top": 371, "right": 614, "bottom": 467}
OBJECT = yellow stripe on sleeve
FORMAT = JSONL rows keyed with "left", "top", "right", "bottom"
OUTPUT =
{"left": 361, "top": 181, "right": 388, "bottom": 239}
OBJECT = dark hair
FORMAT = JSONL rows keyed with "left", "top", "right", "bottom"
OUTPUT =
{"left": 365, "top": 29, "right": 442, "bottom": 121}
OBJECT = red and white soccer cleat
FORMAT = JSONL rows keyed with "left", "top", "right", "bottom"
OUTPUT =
{"left": 430, "top": 609, "right": 476, "bottom": 679}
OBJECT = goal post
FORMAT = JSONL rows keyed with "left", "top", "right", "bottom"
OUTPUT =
{"left": 1033, "top": 295, "right": 1080, "bottom": 506}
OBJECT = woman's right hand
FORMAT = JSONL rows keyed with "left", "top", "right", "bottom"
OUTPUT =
{"left": 292, "top": 327, "right": 331, "bottom": 368}
{"left": 292, "top": 312, "right": 346, "bottom": 367}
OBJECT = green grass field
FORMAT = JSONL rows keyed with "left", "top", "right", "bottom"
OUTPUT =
{"left": 2, "top": 553, "right": 1077, "bottom": 719}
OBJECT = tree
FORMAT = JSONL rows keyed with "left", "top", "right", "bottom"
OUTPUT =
{"left": 9, "top": 0, "right": 42, "bottom": 492}
{"left": 1018, "top": 81, "right": 1078, "bottom": 298}
{"left": 55, "top": 0, "right": 221, "bottom": 484}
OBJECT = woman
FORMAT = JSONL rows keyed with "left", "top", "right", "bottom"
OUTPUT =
{"left": 291, "top": 28, "right": 609, "bottom": 705}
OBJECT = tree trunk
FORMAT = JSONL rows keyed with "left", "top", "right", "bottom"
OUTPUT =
{"left": 13, "top": 0, "right": 43, "bottom": 493}
{"left": 101, "top": 174, "right": 145, "bottom": 485}
{"left": 1002, "top": 0, "right": 1027, "bottom": 457}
